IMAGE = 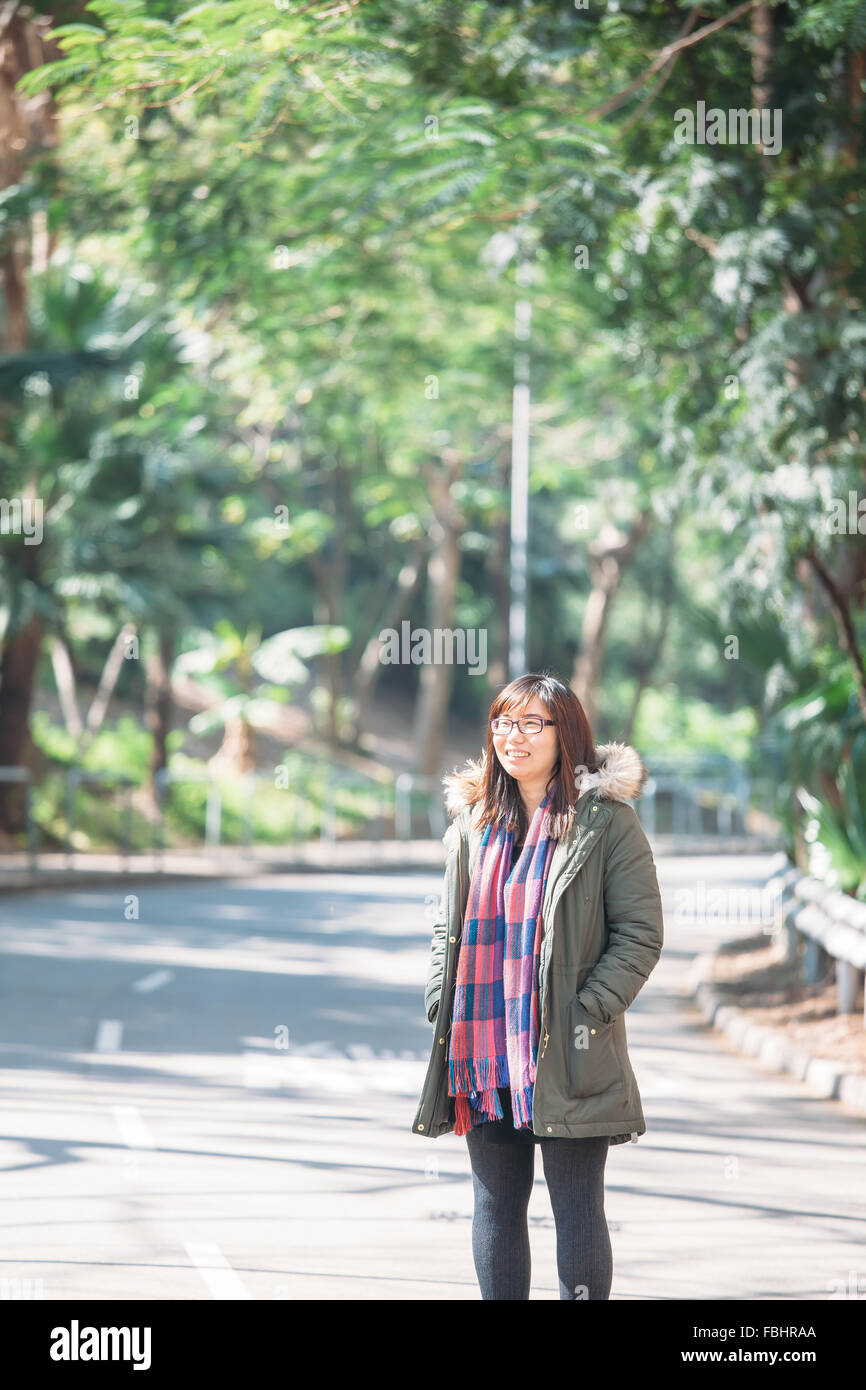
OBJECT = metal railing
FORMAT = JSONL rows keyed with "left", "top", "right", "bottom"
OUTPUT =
{"left": 0, "top": 746, "right": 782, "bottom": 866}
{"left": 631, "top": 748, "right": 782, "bottom": 842}
{"left": 395, "top": 772, "right": 447, "bottom": 840}
{"left": 637, "top": 771, "right": 755, "bottom": 839}
{"left": 765, "top": 856, "right": 866, "bottom": 1027}
{"left": 154, "top": 766, "right": 390, "bottom": 852}
{"left": 65, "top": 770, "right": 135, "bottom": 863}
{"left": 0, "top": 762, "right": 400, "bottom": 867}
{"left": 0, "top": 767, "right": 37, "bottom": 866}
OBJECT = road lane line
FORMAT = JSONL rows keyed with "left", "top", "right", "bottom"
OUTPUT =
{"left": 113, "top": 1105, "right": 157, "bottom": 1149}
{"left": 183, "top": 1243, "right": 252, "bottom": 1299}
{"left": 132, "top": 969, "right": 174, "bottom": 993}
{"left": 95, "top": 1019, "right": 123, "bottom": 1051}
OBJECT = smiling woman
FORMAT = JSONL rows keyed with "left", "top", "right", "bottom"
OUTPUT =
{"left": 413, "top": 670, "right": 664, "bottom": 1301}
{"left": 481, "top": 674, "right": 602, "bottom": 843}
{"left": 490, "top": 704, "right": 559, "bottom": 827}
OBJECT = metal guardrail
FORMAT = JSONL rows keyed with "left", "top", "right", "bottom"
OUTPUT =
{"left": 637, "top": 772, "right": 755, "bottom": 838}
{"left": 395, "top": 773, "right": 447, "bottom": 841}
{"left": 0, "top": 767, "right": 37, "bottom": 867}
{"left": 66, "top": 770, "right": 135, "bottom": 863}
{"left": 390, "top": 762, "right": 767, "bottom": 843}
{"left": 154, "top": 768, "right": 228, "bottom": 853}
{"left": 765, "top": 857, "right": 866, "bottom": 1026}
{"left": 0, "top": 763, "right": 397, "bottom": 866}
{"left": 631, "top": 745, "right": 786, "bottom": 843}
{"left": 154, "top": 766, "right": 391, "bottom": 852}
{"left": 0, "top": 749, "right": 782, "bottom": 863}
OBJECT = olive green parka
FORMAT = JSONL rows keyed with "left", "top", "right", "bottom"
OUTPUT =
{"left": 411, "top": 742, "right": 664, "bottom": 1144}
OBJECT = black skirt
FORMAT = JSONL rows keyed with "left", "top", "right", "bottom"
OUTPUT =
{"left": 481, "top": 1086, "right": 540, "bottom": 1144}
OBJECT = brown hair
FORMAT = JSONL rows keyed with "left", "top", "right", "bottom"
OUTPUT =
{"left": 472, "top": 672, "right": 600, "bottom": 841}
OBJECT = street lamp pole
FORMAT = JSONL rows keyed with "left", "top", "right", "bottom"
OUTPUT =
{"left": 509, "top": 252, "right": 532, "bottom": 680}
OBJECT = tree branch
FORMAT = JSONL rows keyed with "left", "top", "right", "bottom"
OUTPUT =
{"left": 805, "top": 544, "right": 866, "bottom": 720}
{"left": 582, "top": 1, "right": 757, "bottom": 122}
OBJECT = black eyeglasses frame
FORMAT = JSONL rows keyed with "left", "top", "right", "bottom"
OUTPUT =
{"left": 490, "top": 717, "right": 556, "bottom": 735}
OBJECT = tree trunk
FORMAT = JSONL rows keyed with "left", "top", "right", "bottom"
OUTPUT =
{"left": 0, "top": 225, "right": 29, "bottom": 352}
{"left": 308, "top": 459, "right": 351, "bottom": 747}
{"left": 621, "top": 543, "right": 676, "bottom": 743}
{"left": 0, "top": 4, "right": 61, "bottom": 352}
{"left": 146, "top": 629, "right": 174, "bottom": 801}
{"left": 351, "top": 544, "right": 427, "bottom": 743}
{"left": 210, "top": 717, "right": 257, "bottom": 775}
{"left": 750, "top": 3, "right": 773, "bottom": 112}
{"left": 804, "top": 544, "right": 866, "bottom": 721}
{"left": 0, "top": 612, "right": 42, "bottom": 832}
{"left": 0, "top": 4, "right": 63, "bottom": 832}
{"left": 51, "top": 635, "right": 83, "bottom": 736}
{"left": 571, "top": 510, "right": 653, "bottom": 731}
{"left": 412, "top": 452, "right": 466, "bottom": 777}
{"left": 79, "top": 622, "right": 137, "bottom": 750}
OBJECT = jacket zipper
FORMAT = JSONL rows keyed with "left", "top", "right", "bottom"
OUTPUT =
{"left": 538, "top": 877, "right": 565, "bottom": 1062}
{"left": 539, "top": 962, "right": 551, "bottom": 1059}
{"left": 537, "top": 821, "right": 603, "bottom": 1063}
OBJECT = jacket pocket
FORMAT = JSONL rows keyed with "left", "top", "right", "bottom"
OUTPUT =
{"left": 566, "top": 996, "right": 623, "bottom": 1098}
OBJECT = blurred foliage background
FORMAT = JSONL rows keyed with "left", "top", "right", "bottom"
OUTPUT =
{"left": 0, "top": 0, "right": 864, "bottom": 892}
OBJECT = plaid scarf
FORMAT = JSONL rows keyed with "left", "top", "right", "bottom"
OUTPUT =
{"left": 448, "top": 790, "right": 557, "bottom": 1136}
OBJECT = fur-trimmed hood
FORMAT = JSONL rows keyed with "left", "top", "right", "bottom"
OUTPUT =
{"left": 442, "top": 741, "right": 649, "bottom": 820}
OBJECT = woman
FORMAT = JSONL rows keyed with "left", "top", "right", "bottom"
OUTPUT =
{"left": 411, "top": 672, "right": 664, "bottom": 1300}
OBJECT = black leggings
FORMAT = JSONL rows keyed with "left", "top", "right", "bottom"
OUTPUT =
{"left": 465, "top": 1126, "right": 613, "bottom": 1299}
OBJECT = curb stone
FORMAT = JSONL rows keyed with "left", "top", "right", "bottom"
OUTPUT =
{"left": 689, "top": 949, "right": 866, "bottom": 1120}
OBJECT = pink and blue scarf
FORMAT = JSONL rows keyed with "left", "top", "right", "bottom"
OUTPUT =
{"left": 448, "top": 791, "right": 557, "bottom": 1136}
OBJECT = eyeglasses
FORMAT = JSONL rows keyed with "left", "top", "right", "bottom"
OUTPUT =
{"left": 490, "top": 716, "right": 555, "bottom": 736}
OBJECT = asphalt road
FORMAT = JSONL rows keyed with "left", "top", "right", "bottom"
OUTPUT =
{"left": 0, "top": 854, "right": 863, "bottom": 1300}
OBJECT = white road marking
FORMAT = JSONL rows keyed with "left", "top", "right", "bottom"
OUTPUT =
{"left": 183, "top": 1243, "right": 252, "bottom": 1299}
{"left": 113, "top": 1105, "right": 157, "bottom": 1149}
{"left": 95, "top": 1019, "right": 123, "bottom": 1052}
{"left": 132, "top": 969, "right": 174, "bottom": 993}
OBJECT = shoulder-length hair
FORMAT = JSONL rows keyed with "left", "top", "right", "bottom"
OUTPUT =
{"left": 472, "top": 672, "right": 600, "bottom": 841}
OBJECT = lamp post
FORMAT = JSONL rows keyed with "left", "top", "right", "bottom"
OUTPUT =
{"left": 508, "top": 252, "right": 532, "bottom": 679}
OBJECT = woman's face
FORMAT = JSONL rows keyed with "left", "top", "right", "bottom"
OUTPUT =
{"left": 491, "top": 696, "right": 559, "bottom": 792}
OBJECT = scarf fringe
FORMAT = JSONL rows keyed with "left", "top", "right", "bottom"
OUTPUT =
{"left": 452, "top": 1082, "right": 536, "bottom": 1136}
{"left": 448, "top": 1055, "right": 510, "bottom": 1096}
{"left": 512, "top": 1084, "right": 534, "bottom": 1129}
{"left": 453, "top": 1085, "right": 503, "bottom": 1137}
